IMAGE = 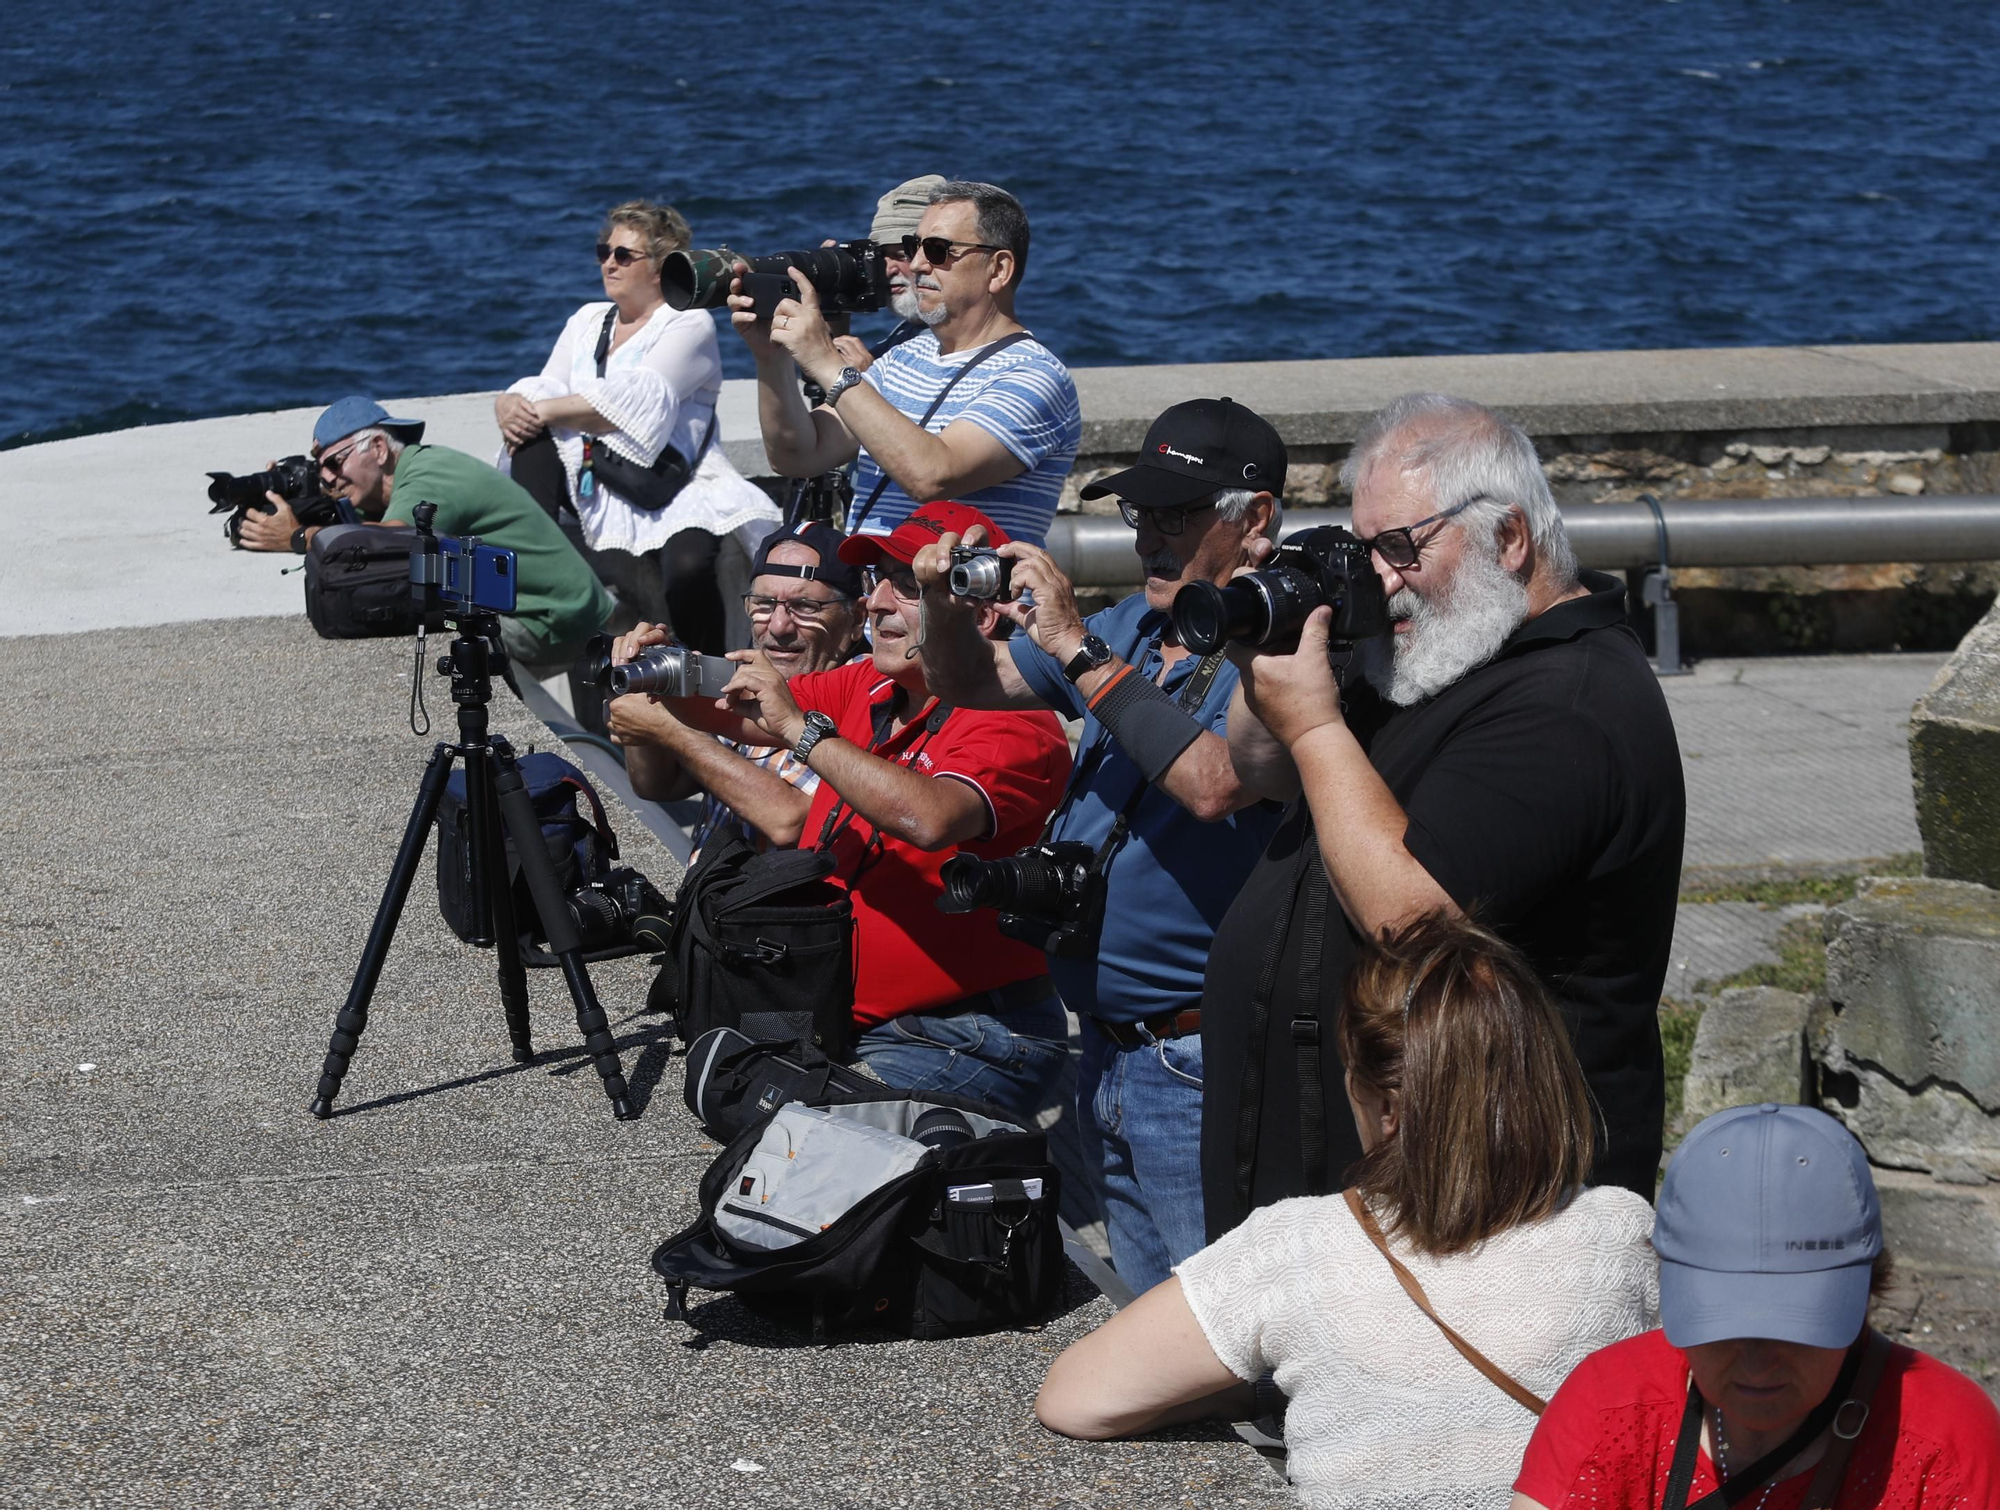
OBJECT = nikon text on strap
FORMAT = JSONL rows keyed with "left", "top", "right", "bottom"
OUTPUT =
{"left": 845, "top": 330, "right": 1034, "bottom": 535}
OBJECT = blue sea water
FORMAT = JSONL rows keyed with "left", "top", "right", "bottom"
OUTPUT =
{"left": 3, "top": 0, "right": 1997, "bottom": 448}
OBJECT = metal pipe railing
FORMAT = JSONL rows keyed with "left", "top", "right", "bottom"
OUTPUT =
{"left": 1042, "top": 495, "right": 2000, "bottom": 587}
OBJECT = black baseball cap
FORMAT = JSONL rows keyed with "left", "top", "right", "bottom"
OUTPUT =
{"left": 750, "top": 521, "right": 865, "bottom": 598}
{"left": 1080, "top": 397, "right": 1288, "bottom": 510}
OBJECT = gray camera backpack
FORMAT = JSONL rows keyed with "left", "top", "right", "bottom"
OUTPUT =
{"left": 651, "top": 1086, "right": 1065, "bottom": 1342}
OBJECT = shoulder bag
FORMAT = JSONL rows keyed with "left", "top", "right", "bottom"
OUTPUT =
{"left": 582, "top": 306, "right": 718, "bottom": 511}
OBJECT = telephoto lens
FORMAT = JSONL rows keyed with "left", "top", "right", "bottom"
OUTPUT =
{"left": 947, "top": 546, "right": 1013, "bottom": 600}
{"left": 910, "top": 1106, "right": 976, "bottom": 1153}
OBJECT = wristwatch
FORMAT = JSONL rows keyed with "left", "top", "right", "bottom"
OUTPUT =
{"left": 290, "top": 526, "right": 310, "bottom": 555}
{"left": 791, "top": 710, "right": 840, "bottom": 763}
{"left": 1062, "top": 632, "right": 1114, "bottom": 684}
{"left": 822, "top": 366, "right": 865, "bottom": 407}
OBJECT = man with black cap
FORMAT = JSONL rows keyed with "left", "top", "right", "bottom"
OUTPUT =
{"left": 610, "top": 521, "right": 868, "bottom": 856}
{"left": 238, "top": 395, "right": 612, "bottom": 672}
{"left": 910, "top": 398, "right": 1290, "bottom": 1292}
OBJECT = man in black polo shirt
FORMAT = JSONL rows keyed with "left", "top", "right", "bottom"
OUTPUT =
{"left": 1202, "top": 391, "right": 1685, "bottom": 1239}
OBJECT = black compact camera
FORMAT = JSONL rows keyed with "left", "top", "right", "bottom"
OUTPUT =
{"left": 947, "top": 546, "right": 1015, "bottom": 601}
{"left": 567, "top": 866, "right": 672, "bottom": 954}
{"left": 661, "top": 240, "right": 893, "bottom": 319}
{"left": 1171, "top": 525, "right": 1390, "bottom": 656}
{"left": 205, "top": 455, "right": 349, "bottom": 548}
{"left": 936, "top": 840, "right": 1106, "bottom": 960}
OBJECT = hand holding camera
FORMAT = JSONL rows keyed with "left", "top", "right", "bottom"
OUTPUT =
{"left": 726, "top": 258, "right": 842, "bottom": 387}
{"left": 914, "top": 526, "right": 1090, "bottom": 660}
{"left": 717, "top": 648, "right": 810, "bottom": 749}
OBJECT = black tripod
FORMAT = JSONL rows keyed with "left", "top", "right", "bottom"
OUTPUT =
{"left": 308, "top": 611, "right": 636, "bottom": 1121}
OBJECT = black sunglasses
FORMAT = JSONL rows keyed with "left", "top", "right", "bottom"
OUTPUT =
{"left": 1116, "top": 498, "right": 1215, "bottom": 537}
{"left": 596, "top": 243, "right": 650, "bottom": 267}
{"left": 1358, "top": 496, "right": 1487, "bottom": 570}
{"left": 897, "top": 234, "right": 1003, "bottom": 266}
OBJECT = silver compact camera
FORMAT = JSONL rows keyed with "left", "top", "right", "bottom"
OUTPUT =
{"left": 947, "top": 546, "right": 1015, "bottom": 601}
{"left": 607, "top": 645, "right": 737, "bottom": 698}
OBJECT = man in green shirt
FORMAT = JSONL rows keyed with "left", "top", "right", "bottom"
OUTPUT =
{"left": 239, "top": 396, "right": 612, "bottom": 670}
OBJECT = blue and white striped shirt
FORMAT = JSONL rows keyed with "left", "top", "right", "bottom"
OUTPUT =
{"left": 848, "top": 330, "right": 1081, "bottom": 545}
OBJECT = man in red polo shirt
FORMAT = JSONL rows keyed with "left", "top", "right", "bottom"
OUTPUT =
{"left": 612, "top": 501, "right": 1073, "bottom": 1123}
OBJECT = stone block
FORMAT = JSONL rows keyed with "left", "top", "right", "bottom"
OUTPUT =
{"left": 1683, "top": 987, "right": 1812, "bottom": 1126}
{"left": 1911, "top": 599, "right": 2000, "bottom": 889}
{"left": 1818, "top": 877, "right": 2000, "bottom": 1178}
{"left": 1873, "top": 1168, "right": 2000, "bottom": 1276}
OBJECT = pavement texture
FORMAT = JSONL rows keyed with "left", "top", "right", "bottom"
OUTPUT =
{"left": 0, "top": 618, "right": 1280, "bottom": 1509}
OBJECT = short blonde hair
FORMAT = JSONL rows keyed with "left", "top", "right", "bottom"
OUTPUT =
{"left": 599, "top": 200, "right": 691, "bottom": 264}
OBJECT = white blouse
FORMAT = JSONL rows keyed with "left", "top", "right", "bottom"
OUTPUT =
{"left": 1176, "top": 1187, "right": 1660, "bottom": 1510}
{"left": 503, "top": 301, "right": 777, "bottom": 556}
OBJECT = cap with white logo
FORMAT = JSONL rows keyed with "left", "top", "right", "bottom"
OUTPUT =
{"left": 1080, "top": 396, "right": 1288, "bottom": 511}
{"left": 1655, "top": 1103, "right": 1882, "bottom": 1351}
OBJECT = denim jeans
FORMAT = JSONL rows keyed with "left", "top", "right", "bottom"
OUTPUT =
{"left": 1075, "top": 1019, "right": 1208, "bottom": 1296}
{"left": 851, "top": 990, "right": 1069, "bottom": 1128}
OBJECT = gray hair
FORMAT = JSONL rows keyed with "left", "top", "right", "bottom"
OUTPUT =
{"left": 1340, "top": 393, "right": 1576, "bottom": 584}
{"left": 1214, "top": 486, "right": 1283, "bottom": 541}
{"left": 351, "top": 426, "right": 407, "bottom": 459}
{"left": 928, "top": 179, "right": 1029, "bottom": 285}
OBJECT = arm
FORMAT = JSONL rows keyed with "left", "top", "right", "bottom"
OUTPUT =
{"left": 1238, "top": 607, "right": 1455, "bottom": 936}
{"left": 558, "top": 311, "right": 723, "bottom": 450}
{"left": 1224, "top": 679, "right": 1302, "bottom": 802}
{"left": 608, "top": 695, "right": 813, "bottom": 847}
{"left": 498, "top": 313, "right": 582, "bottom": 448}
{"left": 1036, "top": 1277, "right": 1253, "bottom": 1440}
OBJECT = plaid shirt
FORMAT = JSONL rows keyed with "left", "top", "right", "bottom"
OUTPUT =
{"left": 687, "top": 740, "right": 821, "bottom": 859}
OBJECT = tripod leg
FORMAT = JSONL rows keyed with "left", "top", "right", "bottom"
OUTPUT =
{"left": 464, "top": 744, "right": 535, "bottom": 1063}
{"left": 491, "top": 747, "right": 636, "bottom": 1120}
{"left": 310, "top": 744, "right": 456, "bottom": 1119}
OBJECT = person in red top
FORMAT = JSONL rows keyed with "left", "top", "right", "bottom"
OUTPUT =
{"left": 619, "top": 500, "right": 1073, "bottom": 1124}
{"left": 1513, "top": 1104, "right": 2000, "bottom": 1510}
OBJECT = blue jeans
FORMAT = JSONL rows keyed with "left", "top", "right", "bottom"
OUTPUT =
{"left": 851, "top": 990, "right": 1069, "bottom": 1128}
{"left": 1076, "top": 1019, "right": 1208, "bottom": 1296}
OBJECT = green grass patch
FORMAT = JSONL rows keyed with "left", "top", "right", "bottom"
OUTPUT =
{"left": 1658, "top": 1000, "right": 1704, "bottom": 1136}
{"left": 1696, "top": 915, "right": 1830, "bottom": 998}
{"left": 1679, "top": 853, "right": 1921, "bottom": 908}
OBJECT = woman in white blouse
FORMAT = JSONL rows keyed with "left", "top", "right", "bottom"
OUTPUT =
{"left": 498, "top": 200, "right": 777, "bottom": 654}
{"left": 1036, "top": 912, "right": 1659, "bottom": 1510}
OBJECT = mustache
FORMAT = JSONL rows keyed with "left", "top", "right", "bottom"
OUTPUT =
{"left": 1140, "top": 551, "right": 1181, "bottom": 576}
{"left": 914, "top": 275, "right": 943, "bottom": 292}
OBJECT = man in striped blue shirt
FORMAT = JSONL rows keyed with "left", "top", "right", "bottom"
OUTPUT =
{"left": 730, "top": 179, "right": 1081, "bottom": 546}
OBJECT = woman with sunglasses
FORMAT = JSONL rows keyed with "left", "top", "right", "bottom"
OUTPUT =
{"left": 497, "top": 199, "right": 776, "bottom": 657}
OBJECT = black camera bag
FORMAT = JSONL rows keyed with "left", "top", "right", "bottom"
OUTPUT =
{"left": 585, "top": 306, "right": 718, "bottom": 511}
{"left": 664, "top": 832, "right": 855, "bottom": 1056}
{"left": 681, "top": 1026, "right": 877, "bottom": 1142}
{"left": 303, "top": 523, "right": 420, "bottom": 639}
{"left": 435, "top": 752, "right": 633, "bottom": 964}
{"left": 652, "top": 1087, "right": 1064, "bottom": 1342}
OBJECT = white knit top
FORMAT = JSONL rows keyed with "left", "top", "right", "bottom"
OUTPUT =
{"left": 1176, "top": 1187, "right": 1659, "bottom": 1510}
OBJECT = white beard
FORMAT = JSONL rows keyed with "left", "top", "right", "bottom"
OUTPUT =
{"left": 889, "top": 284, "right": 923, "bottom": 321}
{"left": 1366, "top": 544, "right": 1530, "bottom": 706}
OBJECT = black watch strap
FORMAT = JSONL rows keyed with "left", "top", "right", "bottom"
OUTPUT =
{"left": 1063, "top": 633, "right": 1113, "bottom": 684}
{"left": 291, "top": 526, "right": 310, "bottom": 555}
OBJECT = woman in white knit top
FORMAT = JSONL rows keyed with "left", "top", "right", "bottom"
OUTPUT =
{"left": 1037, "top": 912, "right": 1659, "bottom": 1510}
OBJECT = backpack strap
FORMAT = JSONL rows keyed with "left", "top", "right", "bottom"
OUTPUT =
{"left": 1344, "top": 1188, "right": 1547, "bottom": 1416}
{"left": 1798, "top": 1329, "right": 1894, "bottom": 1510}
{"left": 558, "top": 773, "right": 619, "bottom": 862}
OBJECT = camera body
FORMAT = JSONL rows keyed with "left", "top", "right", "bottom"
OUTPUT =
{"left": 936, "top": 840, "right": 1106, "bottom": 960}
{"left": 567, "top": 866, "right": 672, "bottom": 953}
{"left": 947, "top": 546, "right": 1015, "bottom": 601}
{"left": 1170, "top": 525, "right": 1390, "bottom": 656}
{"left": 661, "top": 240, "right": 893, "bottom": 319}
{"left": 409, "top": 506, "right": 518, "bottom": 620}
{"left": 608, "top": 645, "right": 736, "bottom": 699}
{"left": 206, "top": 454, "right": 347, "bottom": 548}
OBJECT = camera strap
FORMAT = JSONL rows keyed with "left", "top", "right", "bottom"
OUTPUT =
{"left": 812, "top": 694, "right": 954, "bottom": 883}
{"left": 845, "top": 330, "right": 1034, "bottom": 535}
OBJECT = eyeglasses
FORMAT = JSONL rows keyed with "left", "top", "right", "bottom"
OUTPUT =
{"left": 1358, "top": 496, "right": 1488, "bottom": 571}
{"left": 596, "top": 243, "right": 650, "bottom": 267}
{"left": 862, "top": 563, "right": 920, "bottom": 599}
{"left": 898, "top": 234, "right": 1003, "bottom": 267}
{"left": 1116, "top": 497, "right": 1216, "bottom": 538}
{"left": 743, "top": 592, "right": 848, "bottom": 621}
{"left": 318, "top": 436, "right": 371, "bottom": 476}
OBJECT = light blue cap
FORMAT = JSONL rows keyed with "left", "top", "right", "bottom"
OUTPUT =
{"left": 313, "top": 396, "right": 426, "bottom": 450}
{"left": 1655, "top": 1103, "right": 1881, "bottom": 1350}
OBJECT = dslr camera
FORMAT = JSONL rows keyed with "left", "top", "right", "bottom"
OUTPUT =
{"left": 578, "top": 634, "right": 736, "bottom": 699}
{"left": 947, "top": 546, "right": 1016, "bottom": 602}
{"left": 936, "top": 840, "right": 1105, "bottom": 960}
{"left": 567, "top": 866, "right": 672, "bottom": 954}
{"left": 1171, "top": 525, "right": 1390, "bottom": 656}
{"left": 661, "top": 240, "right": 893, "bottom": 320}
{"left": 205, "top": 455, "right": 350, "bottom": 548}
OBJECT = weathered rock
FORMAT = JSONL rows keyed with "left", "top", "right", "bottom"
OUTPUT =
{"left": 1873, "top": 1168, "right": 2000, "bottom": 1276}
{"left": 1818, "top": 877, "right": 2000, "bottom": 1179}
{"left": 1911, "top": 601, "right": 2000, "bottom": 888}
{"left": 1683, "top": 986, "right": 1812, "bottom": 1126}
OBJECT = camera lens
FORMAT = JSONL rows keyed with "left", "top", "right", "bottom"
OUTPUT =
{"left": 1172, "top": 579, "right": 1264, "bottom": 653}
{"left": 910, "top": 1107, "right": 976, "bottom": 1152}
{"left": 948, "top": 554, "right": 1009, "bottom": 599}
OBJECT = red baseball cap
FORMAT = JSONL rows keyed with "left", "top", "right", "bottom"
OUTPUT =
{"left": 837, "top": 500, "right": 1010, "bottom": 567}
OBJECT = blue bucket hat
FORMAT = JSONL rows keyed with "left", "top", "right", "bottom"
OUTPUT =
{"left": 313, "top": 396, "right": 426, "bottom": 451}
{"left": 1654, "top": 1104, "right": 1882, "bottom": 1351}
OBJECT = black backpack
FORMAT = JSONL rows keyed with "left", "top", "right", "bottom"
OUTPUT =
{"left": 662, "top": 832, "right": 855, "bottom": 1056}
{"left": 652, "top": 1086, "right": 1064, "bottom": 1343}
{"left": 681, "top": 1026, "right": 877, "bottom": 1143}
{"left": 303, "top": 523, "right": 420, "bottom": 639}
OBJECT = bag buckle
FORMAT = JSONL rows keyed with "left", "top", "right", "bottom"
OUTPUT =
{"left": 743, "top": 937, "right": 789, "bottom": 964}
{"left": 661, "top": 1282, "right": 690, "bottom": 1323}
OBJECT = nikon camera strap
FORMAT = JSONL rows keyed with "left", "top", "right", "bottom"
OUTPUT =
{"left": 845, "top": 330, "right": 1033, "bottom": 536}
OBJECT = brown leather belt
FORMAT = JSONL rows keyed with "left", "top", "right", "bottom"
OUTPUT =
{"left": 1091, "top": 1009, "right": 1201, "bottom": 1049}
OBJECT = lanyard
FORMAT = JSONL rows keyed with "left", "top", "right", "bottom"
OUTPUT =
{"left": 1658, "top": 1336, "right": 1867, "bottom": 1510}
{"left": 811, "top": 692, "right": 953, "bottom": 882}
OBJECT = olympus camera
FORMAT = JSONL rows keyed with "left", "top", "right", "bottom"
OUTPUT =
{"left": 205, "top": 455, "right": 347, "bottom": 548}
{"left": 947, "top": 546, "right": 1016, "bottom": 601}
{"left": 936, "top": 840, "right": 1105, "bottom": 960}
{"left": 661, "top": 240, "right": 893, "bottom": 319}
{"left": 1171, "top": 525, "right": 1390, "bottom": 656}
